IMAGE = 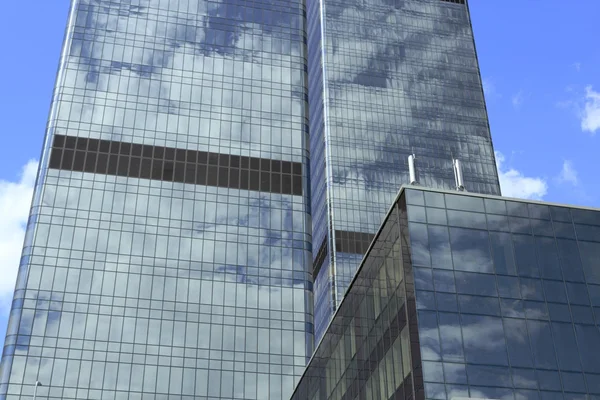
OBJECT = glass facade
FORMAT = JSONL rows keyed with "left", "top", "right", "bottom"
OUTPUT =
{"left": 293, "top": 186, "right": 600, "bottom": 399}
{"left": 309, "top": 0, "right": 502, "bottom": 339}
{"left": 0, "top": 0, "right": 313, "bottom": 399}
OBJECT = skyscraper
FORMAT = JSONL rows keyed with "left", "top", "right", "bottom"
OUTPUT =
{"left": 0, "top": 0, "right": 313, "bottom": 399}
{"left": 308, "top": 0, "right": 501, "bottom": 339}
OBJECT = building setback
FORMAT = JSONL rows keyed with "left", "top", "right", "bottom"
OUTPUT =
{"left": 307, "top": 0, "right": 501, "bottom": 340}
{"left": 293, "top": 186, "right": 600, "bottom": 400}
{"left": 0, "top": 0, "right": 313, "bottom": 399}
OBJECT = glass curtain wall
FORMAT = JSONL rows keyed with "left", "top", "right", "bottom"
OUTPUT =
{"left": 309, "top": 0, "right": 501, "bottom": 340}
{"left": 0, "top": 0, "right": 313, "bottom": 399}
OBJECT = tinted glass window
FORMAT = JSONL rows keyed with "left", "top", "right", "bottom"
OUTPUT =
{"left": 528, "top": 320, "right": 557, "bottom": 369}
{"left": 535, "top": 237, "right": 562, "bottom": 280}
{"left": 507, "top": 201, "right": 529, "bottom": 217}
{"left": 509, "top": 217, "right": 532, "bottom": 234}
{"left": 578, "top": 241, "right": 600, "bottom": 284}
{"left": 487, "top": 214, "right": 510, "bottom": 232}
{"left": 485, "top": 198, "right": 506, "bottom": 215}
{"left": 528, "top": 204, "right": 551, "bottom": 220}
{"left": 432, "top": 270, "right": 456, "bottom": 293}
{"left": 447, "top": 210, "right": 487, "bottom": 229}
{"left": 553, "top": 221, "right": 576, "bottom": 239}
{"left": 408, "top": 205, "right": 427, "bottom": 223}
{"left": 461, "top": 315, "right": 507, "bottom": 365}
{"left": 424, "top": 192, "right": 445, "bottom": 208}
{"left": 409, "top": 223, "right": 430, "bottom": 267}
{"left": 513, "top": 235, "right": 540, "bottom": 277}
{"left": 520, "top": 278, "right": 544, "bottom": 301}
{"left": 504, "top": 318, "right": 533, "bottom": 367}
{"left": 445, "top": 194, "right": 484, "bottom": 212}
{"left": 406, "top": 189, "right": 425, "bottom": 206}
{"left": 497, "top": 276, "right": 521, "bottom": 299}
{"left": 557, "top": 239, "right": 585, "bottom": 282}
{"left": 566, "top": 283, "right": 590, "bottom": 305}
{"left": 438, "top": 313, "right": 463, "bottom": 362}
{"left": 429, "top": 225, "right": 452, "bottom": 269}
{"left": 571, "top": 209, "right": 600, "bottom": 226}
{"left": 550, "top": 206, "right": 572, "bottom": 222}
{"left": 455, "top": 272, "right": 497, "bottom": 296}
{"left": 543, "top": 280, "right": 568, "bottom": 303}
{"left": 532, "top": 219, "right": 554, "bottom": 237}
{"left": 490, "top": 232, "right": 517, "bottom": 276}
{"left": 418, "top": 311, "right": 441, "bottom": 361}
{"left": 575, "top": 324, "right": 600, "bottom": 373}
{"left": 450, "top": 228, "right": 493, "bottom": 273}
{"left": 426, "top": 207, "right": 448, "bottom": 225}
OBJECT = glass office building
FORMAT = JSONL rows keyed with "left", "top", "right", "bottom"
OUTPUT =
{"left": 308, "top": 0, "right": 502, "bottom": 338}
{"left": 292, "top": 186, "right": 600, "bottom": 400}
{"left": 0, "top": 0, "right": 313, "bottom": 399}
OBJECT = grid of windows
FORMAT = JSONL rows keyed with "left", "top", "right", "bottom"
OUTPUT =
{"left": 298, "top": 186, "right": 600, "bottom": 400}
{"left": 405, "top": 188, "right": 600, "bottom": 399}
{"left": 310, "top": 0, "right": 501, "bottom": 340}
{"left": 0, "top": 0, "right": 313, "bottom": 399}
{"left": 292, "top": 194, "right": 422, "bottom": 400}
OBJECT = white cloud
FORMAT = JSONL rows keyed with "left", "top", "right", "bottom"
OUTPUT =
{"left": 512, "top": 90, "right": 525, "bottom": 109}
{"left": 582, "top": 85, "right": 600, "bottom": 135}
{"left": 0, "top": 160, "right": 37, "bottom": 311}
{"left": 572, "top": 62, "right": 582, "bottom": 72}
{"left": 557, "top": 160, "right": 578, "bottom": 186}
{"left": 495, "top": 152, "right": 547, "bottom": 200}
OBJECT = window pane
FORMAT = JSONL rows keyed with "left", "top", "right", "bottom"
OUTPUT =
{"left": 513, "top": 234, "right": 539, "bottom": 277}
{"left": 429, "top": 225, "right": 452, "bottom": 269}
{"left": 461, "top": 314, "right": 507, "bottom": 365}
{"left": 450, "top": 228, "right": 493, "bottom": 273}
{"left": 490, "top": 232, "right": 517, "bottom": 275}
{"left": 528, "top": 320, "right": 557, "bottom": 369}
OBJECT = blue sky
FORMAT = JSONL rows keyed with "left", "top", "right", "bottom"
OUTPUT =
{"left": 0, "top": 0, "right": 598, "bottom": 349}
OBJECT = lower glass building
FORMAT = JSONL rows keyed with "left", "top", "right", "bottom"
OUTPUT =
{"left": 292, "top": 186, "right": 600, "bottom": 400}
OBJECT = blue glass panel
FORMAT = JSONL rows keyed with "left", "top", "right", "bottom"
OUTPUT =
{"left": 512, "top": 368, "right": 538, "bottom": 389}
{"left": 455, "top": 271, "right": 497, "bottom": 296}
{"left": 557, "top": 239, "right": 586, "bottom": 282}
{"left": 514, "top": 234, "right": 540, "bottom": 277}
{"left": 504, "top": 318, "right": 534, "bottom": 368}
{"left": 460, "top": 314, "right": 507, "bottom": 365}
{"left": 419, "top": 311, "right": 441, "bottom": 361}
{"left": 436, "top": 293, "right": 459, "bottom": 313}
{"left": 467, "top": 364, "right": 511, "bottom": 387}
{"left": 520, "top": 278, "right": 545, "bottom": 301}
{"left": 578, "top": 242, "right": 600, "bottom": 284}
{"left": 438, "top": 313, "right": 464, "bottom": 363}
{"left": 497, "top": 275, "right": 521, "bottom": 298}
{"left": 443, "top": 362, "right": 467, "bottom": 384}
{"left": 458, "top": 295, "right": 500, "bottom": 316}
{"left": 538, "top": 370, "right": 562, "bottom": 391}
{"left": 433, "top": 270, "right": 456, "bottom": 293}
{"left": 450, "top": 228, "right": 493, "bottom": 273}
{"left": 561, "top": 372, "right": 586, "bottom": 393}
{"left": 491, "top": 232, "right": 517, "bottom": 275}
{"left": 528, "top": 320, "right": 558, "bottom": 369}
{"left": 429, "top": 225, "right": 453, "bottom": 269}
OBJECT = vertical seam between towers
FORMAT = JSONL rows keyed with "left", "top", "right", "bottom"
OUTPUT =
{"left": 318, "top": 0, "right": 339, "bottom": 314}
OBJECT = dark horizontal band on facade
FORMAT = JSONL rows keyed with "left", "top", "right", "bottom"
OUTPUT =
{"left": 440, "top": 0, "right": 466, "bottom": 4}
{"left": 335, "top": 230, "right": 375, "bottom": 255}
{"left": 48, "top": 135, "right": 303, "bottom": 196}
